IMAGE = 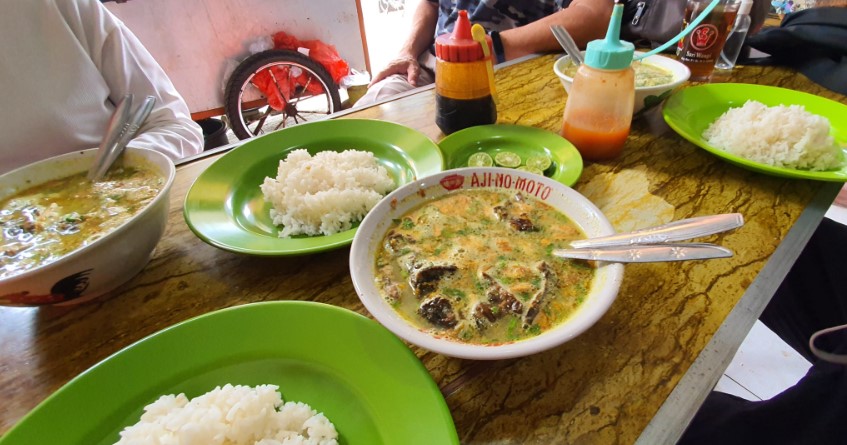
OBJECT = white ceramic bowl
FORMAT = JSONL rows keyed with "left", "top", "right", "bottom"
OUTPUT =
{"left": 349, "top": 167, "right": 624, "bottom": 360}
{"left": 0, "top": 148, "right": 175, "bottom": 306}
{"left": 553, "top": 51, "right": 691, "bottom": 114}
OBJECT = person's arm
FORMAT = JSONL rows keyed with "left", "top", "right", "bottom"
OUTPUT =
{"left": 91, "top": 1, "right": 204, "bottom": 160}
{"left": 499, "top": 0, "right": 614, "bottom": 61}
{"left": 368, "top": 0, "right": 439, "bottom": 87}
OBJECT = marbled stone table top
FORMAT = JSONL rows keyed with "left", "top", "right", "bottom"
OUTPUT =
{"left": 1, "top": 54, "right": 843, "bottom": 444}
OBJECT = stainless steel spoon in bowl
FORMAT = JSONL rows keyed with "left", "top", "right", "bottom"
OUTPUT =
{"left": 551, "top": 25, "right": 584, "bottom": 66}
{"left": 88, "top": 94, "right": 132, "bottom": 181}
{"left": 87, "top": 94, "right": 156, "bottom": 182}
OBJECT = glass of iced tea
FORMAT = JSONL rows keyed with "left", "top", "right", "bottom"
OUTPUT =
{"left": 676, "top": 0, "right": 740, "bottom": 81}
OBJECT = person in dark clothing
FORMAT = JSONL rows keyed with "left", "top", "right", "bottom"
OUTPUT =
{"left": 679, "top": 217, "right": 847, "bottom": 445}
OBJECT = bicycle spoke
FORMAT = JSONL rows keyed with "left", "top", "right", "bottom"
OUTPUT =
{"left": 295, "top": 76, "right": 314, "bottom": 103}
{"left": 272, "top": 113, "right": 289, "bottom": 132}
{"left": 268, "top": 69, "right": 290, "bottom": 104}
{"left": 250, "top": 107, "right": 272, "bottom": 136}
{"left": 293, "top": 110, "right": 328, "bottom": 122}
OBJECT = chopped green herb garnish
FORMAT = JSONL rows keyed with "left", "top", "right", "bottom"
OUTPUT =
{"left": 506, "top": 316, "right": 520, "bottom": 340}
{"left": 443, "top": 288, "right": 466, "bottom": 300}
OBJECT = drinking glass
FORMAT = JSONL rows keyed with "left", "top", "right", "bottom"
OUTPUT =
{"left": 676, "top": 0, "right": 741, "bottom": 81}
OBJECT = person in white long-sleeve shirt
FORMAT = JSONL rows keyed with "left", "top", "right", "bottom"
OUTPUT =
{"left": 0, "top": 0, "right": 203, "bottom": 174}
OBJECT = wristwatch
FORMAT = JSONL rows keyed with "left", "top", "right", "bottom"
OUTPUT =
{"left": 489, "top": 30, "right": 506, "bottom": 64}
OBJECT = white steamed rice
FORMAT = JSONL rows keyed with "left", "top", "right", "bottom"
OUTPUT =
{"left": 114, "top": 384, "right": 338, "bottom": 445}
{"left": 261, "top": 149, "right": 395, "bottom": 237}
{"left": 703, "top": 100, "right": 844, "bottom": 171}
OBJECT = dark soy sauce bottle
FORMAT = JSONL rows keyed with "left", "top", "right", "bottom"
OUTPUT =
{"left": 434, "top": 10, "right": 496, "bottom": 135}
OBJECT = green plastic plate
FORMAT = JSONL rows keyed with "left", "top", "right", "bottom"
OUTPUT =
{"left": 438, "top": 124, "right": 584, "bottom": 186}
{"left": 183, "top": 119, "right": 444, "bottom": 255}
{"left": 0, "top": 301, "right": 459, "bottom": 445}
{"left": 662, "top": 83, "right": 847, "bottom": 181}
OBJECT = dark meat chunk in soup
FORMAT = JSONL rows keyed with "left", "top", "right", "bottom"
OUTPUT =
{"left": 523, "top": 261, "right": 555, "bottom": 328}
{"left": 509, "top": 213, "right": 536, "bottom": 232}
{"left": 493, "top": 195, "right": 537, "bottom": 232}
{"left": 419, "top": 296, "right": 458, "bottom": 328}
{"left": 493, "top": 205, "right": 509, "bottom": 221}
{"left": 481, "top": 270, "right": 523, "bottom": 314}
{"left": 472, "top": 261, "right": 555, "bottom": 329}
{"left": 472, "top": 302, "right": 497, "bottom": 324}
{"left": 409, "top": 262, "right": 457, "bottom": 298}
{"left": 384, "top": 229, "right": 415, "bottom": 253}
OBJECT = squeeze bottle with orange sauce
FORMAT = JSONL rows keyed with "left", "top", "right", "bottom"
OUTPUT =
{"left": 560, "top": 3, "right": 634, "bottom": 161}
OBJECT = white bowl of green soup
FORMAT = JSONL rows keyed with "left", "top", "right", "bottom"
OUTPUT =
{"left": 0, "top": 148, "right": 174, "bottom": 306}
{"left": 349, "top": 167, "right": 624, "bottom": 360}
{"left": 554, "top": 51, "right": 690, "bottom": 114}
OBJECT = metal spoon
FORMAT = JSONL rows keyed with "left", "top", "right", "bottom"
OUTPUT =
{"left": 552, "top": 243, "right": 733, "bottom": 263}
{"left": 87, "top": 95, "right": 156, "bottom": 182}
{"left": 551, "top": 25, "right": 584, "bottom": 66}
{"left": 551, "top": 213, "right": 744, "bottom": 263}
{"left": 569, "top": 213, "right": 744, "bottom": 249}
{"left": 88, "top": 94, "right": 133, "bottom": 181}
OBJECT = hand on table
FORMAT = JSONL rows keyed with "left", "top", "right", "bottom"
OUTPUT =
{"left": 368, "top": 56, "right": 422, "bottom": 88}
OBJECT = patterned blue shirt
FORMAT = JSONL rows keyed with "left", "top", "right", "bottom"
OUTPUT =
{"left": 428, "top": 0, "right": 570, "bottom": 37}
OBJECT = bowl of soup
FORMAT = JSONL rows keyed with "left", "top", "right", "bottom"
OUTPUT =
{"left": 349, "top": 167, "right": 624, "bottom": 360}
{"left": 0, "top": 148, "right": 174, "bottom": 306}
{"left": 553, "top": 51, "right": 690, "bottom": 114}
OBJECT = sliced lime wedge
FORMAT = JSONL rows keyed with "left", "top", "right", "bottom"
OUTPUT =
{"left": 525, "top": 154, "right": 552, "bottom": 172}
{"left": 517, "top": 165, "right": 545, "bottom": 176}
{"left": 494, "top": 151, "right": 522, "bottom": 168}
{"left": 468, "top": 152, "right": 494, "bottom": 167}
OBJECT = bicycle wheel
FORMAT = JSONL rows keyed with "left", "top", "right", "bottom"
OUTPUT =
{"left": 224, "top": 50, "right": 342, "bottom": 140}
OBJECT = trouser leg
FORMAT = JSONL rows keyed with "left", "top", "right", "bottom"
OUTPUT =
{"left": 760, "top": 217, "right": 847, "bottom": 363}
{"left": 678, "top": 218, "right": 847, "bottom": 445}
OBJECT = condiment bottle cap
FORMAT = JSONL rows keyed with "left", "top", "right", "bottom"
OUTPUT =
{"left": 584, "top": 4, "right": 634, "bottom": 70}
{"left": 435, "top": 10, "right": 487, "bottom": 62}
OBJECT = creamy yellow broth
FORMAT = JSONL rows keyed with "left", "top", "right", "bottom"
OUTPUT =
{"left": 562, "top": 60, "right": 674, "bottom": 88}
{"left": 0, "top": 166, "right": 162, "bottom": 279}
{"left": 374, "top": 188, "right": 595, "bottom": 344}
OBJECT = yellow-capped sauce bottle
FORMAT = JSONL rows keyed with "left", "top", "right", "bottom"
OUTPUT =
{"left": 561, "top": 3, "right": 634, "bottom": 161}
{"left": 434, "top": 10, "right": 496, "bottom": 135}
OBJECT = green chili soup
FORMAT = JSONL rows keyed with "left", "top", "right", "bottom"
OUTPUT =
{"left": 0, "top": 166, "right": 162, "bottom": 279}
{"left": 374, "top": 188, "right": 595, "bottom": 345}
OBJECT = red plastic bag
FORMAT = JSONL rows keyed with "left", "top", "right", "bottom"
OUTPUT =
{"left": 251, "top": 31, "right": 349, "bottom": 111}
{"left": 250, "top": 67, "right": 291, "bottom": 111}
{"left": 271, "top": 31, "right": 349, "bottom": 83}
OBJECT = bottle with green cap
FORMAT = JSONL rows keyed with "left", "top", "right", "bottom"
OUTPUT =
{"left": 560, "top": 3, "right": 635, "bottom": 161}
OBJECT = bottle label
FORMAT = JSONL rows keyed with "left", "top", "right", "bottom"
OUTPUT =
{"left": 676, "top": 0, "right": 739, "bottom": 80}
{"left": 689, "top": 24, "right": 720, "bottom": 51}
